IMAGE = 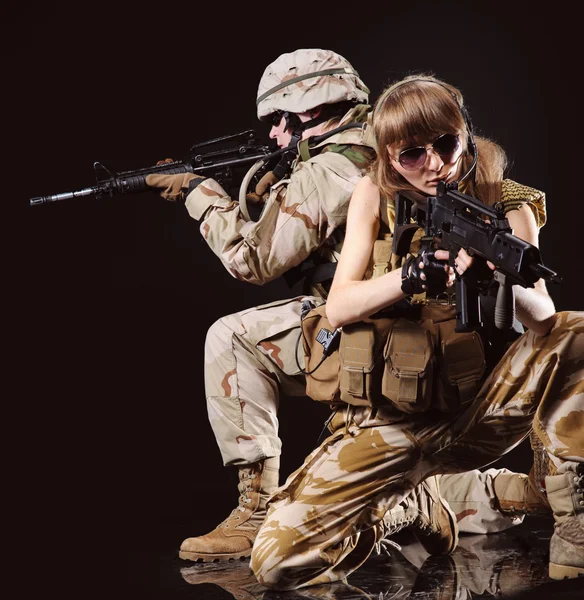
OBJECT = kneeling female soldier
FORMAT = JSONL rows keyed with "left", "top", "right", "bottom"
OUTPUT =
{"left": 250, "top": 75, "right": 584, "bottom": 590}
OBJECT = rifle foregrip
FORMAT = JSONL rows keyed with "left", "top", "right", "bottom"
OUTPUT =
{"left": 494, "top": 274, "right": 515, "bottom": 330}
{"left": 116, "top": 164, "right": 190, "bottom": 194}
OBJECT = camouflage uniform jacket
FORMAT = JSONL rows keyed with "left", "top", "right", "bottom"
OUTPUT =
{"left": 184, "top": 105, "right": 375, "bottom": 288}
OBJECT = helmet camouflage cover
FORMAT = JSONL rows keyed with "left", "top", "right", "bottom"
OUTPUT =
{"left": 256, "top": 48, "right": 369, "bottom": 120}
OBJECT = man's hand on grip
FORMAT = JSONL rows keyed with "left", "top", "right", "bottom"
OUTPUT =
{"left": 145, "top": 172, "right": 205, "bottom": 202}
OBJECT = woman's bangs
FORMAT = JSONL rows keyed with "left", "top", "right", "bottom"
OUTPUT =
{"left": 385, "top": 87, "right": 463, "bottom": 148}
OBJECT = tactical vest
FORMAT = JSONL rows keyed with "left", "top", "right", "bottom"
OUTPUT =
{"left": 301, "top": 179, "right": 544, "bottom": 414}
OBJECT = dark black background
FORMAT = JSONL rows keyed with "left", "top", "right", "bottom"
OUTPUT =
{"left": 7, "top": 0, "right": 581, "bottom": 590}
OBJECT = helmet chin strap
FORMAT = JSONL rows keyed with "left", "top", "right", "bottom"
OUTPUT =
{"left": 273, "top": 118, "right": 364, "bottom": 181}
{"left": 281, "top": 110, "right": 331, "bottom": 147}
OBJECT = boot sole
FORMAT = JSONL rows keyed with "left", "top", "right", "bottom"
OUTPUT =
{"left": 549, "top": 563, "right": 584, "bottom": 580}
{"left": 179, "top": 549, "right": 252, "bottom": 562}
{"left": 437, "top": 496, "right": 459, "bottom": 555}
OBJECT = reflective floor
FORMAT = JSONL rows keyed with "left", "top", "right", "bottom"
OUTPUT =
{"left": 126, "top": 516, "right": 583, "bottom": 599}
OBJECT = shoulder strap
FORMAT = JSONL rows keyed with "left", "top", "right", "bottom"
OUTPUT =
{"left": 299, "top": 139, "right": 376, "bottom": 176}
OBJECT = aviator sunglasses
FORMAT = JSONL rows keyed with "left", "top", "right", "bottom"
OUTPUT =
{"left": 395, "top": 133, "right": 461, "bottom": 171}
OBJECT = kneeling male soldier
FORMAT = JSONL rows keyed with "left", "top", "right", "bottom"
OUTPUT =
{"left": 146, "top": 49, "right": 549, "bottom": 563}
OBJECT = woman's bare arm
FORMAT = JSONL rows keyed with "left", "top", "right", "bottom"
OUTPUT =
{"left": 327, "top": 177, "right": 408, "bottom": 328}
{"left": 504, "top": 205, "right": 556, "bottom": 335}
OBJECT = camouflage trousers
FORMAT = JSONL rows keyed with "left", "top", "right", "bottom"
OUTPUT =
{"left": 205, "top": 297, "right": 532, "bottom": 536}
{"left": 437, "top": 468, "right": 525, "bottom": 533}
{"left": 250, "top": 311, "right": 584, "bottom": 590}
{"left": 204, "top": 296, "right": 311, "bottom": 466}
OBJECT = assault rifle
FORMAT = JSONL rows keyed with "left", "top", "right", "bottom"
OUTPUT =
{"left": 29, "top": 122, "right": 364, "bottom": 219}
{"left": 29, "top": 130, "right": 278, "bottom": 215}
{"left": 393, "top": 181, "right": 561, "bottom": 332}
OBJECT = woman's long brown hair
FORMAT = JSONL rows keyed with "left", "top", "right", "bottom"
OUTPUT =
{"left": 370, "top": 75, "right": 507, "bottom": 211}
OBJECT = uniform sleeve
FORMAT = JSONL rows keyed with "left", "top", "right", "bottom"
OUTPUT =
{"left": 501, "top": 179, "right": 547, "bottom": 228}
{"left": 184, "top": 151, "right": 363, "bottom": 285}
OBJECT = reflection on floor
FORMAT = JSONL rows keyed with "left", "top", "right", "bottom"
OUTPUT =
{"left": 127, "top": 516, "right": 583, "bottom": 599}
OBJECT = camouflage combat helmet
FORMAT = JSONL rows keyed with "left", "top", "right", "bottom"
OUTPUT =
{"left": 256, "top": 48, "right": 369, "bottom": 121}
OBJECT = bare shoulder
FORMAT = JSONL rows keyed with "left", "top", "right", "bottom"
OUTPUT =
{"left": 506, "top": 203, "right": 539, "bottom": 244}
{"left": 506, "top": 202, "right": 537, "bottom": 225}
{"left": 354, "top": 174, "right": 379, "bottom": 196}
{"left": 350, "top": 175, "right": 381, "bottom": 218}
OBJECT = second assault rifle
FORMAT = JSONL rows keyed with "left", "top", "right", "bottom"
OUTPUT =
{"left": 29, "top": 122, "right": 365, "bottom": 220}
{"left": 29, "top": 130, "right": 279, "bottom": 218}
{"left": 393, "top": 181, "right": 561, "bottom": 332}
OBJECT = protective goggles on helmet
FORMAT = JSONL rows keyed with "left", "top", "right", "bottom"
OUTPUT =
{"left": 394, "top": 133, "right": 460, "bottom": 171}
{"left": 267, "top": 110, "right": 304, "bottom": 133}
{"left": 268, "top": 110, "right": 285, "bottom": 127}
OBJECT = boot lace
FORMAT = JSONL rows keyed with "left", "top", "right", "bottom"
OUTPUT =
{"left": 375, "top": 538, "right": 402, "bottom": 556}
{"left": 530, "top": 430, "right": 551, "bottom": 494}
{"left": 413, "top": 506, "right": 435, "bottom": 534}
{"left": 218, "top": 469, "right": 257, "bottom": 528}
{"left": 374, "top": 513, "right": 416, "bottom": 556}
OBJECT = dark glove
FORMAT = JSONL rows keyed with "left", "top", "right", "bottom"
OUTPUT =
{"left": 401, "top": 250, "right": 448, "bottom": 296}
{"left": 145, "top": 172, "right": 206, "bottom": 202}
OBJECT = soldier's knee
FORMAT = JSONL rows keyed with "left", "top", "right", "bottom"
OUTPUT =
{"left": 250, "top": 531, "right": 298, "bottom": 590}
{"left": 553, "top": 311, "right": 584, "bottom": 333}
{"left": 547, "top": 312, "right": 584, "bottom": 356}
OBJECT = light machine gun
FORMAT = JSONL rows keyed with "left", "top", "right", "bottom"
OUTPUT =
{"left": 393, "top": 181, "right": 561, "bottom": 332}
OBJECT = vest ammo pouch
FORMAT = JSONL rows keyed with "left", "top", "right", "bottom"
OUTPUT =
{"left": 381, "top": 318, "right": 434, "bottom": 413}
{"left": 380, "top": 304, "right": 486, "bottom": 413}
{"left": 301, "top": 304, "right": 341, "bottom": 403}
{"left": 301, "top": 305, "right": 393, "bottom": 407}
{"left": 339, "top": 317, "right": 393, "bottom": 406}
{"left": 339, "top": 322, "right": 376, "bottom": 406}
{"left": 301, "top": 227, "right": 487, "bottom": 413}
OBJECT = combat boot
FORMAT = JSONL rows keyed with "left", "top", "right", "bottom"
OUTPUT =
{"left": 493, "top": 467, "right": 551, "bottom": 516}
{"left": 179, "top": 456, "right": 279, "bottom": 562}
{"left": 546, "top": 463, "right": 584, "bottom": 580}
{"left": 411, "top": 476, "right": 459, "bottom": 555}
{"left": 382, "top": 476, "right": 459, "bottom": 556}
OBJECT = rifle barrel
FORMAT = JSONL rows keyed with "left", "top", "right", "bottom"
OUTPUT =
{"left": 531, "top": 263, "right": 562, "bottom": 284}
{"left": 30, "top": 187, "right": 99, "bottom": 207}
